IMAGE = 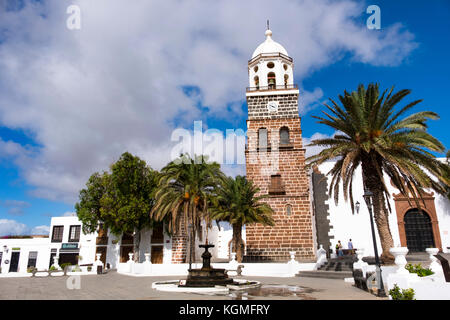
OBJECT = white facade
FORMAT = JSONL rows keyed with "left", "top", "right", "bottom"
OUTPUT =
{"left": 0, "top": 216, "right": 235, "bottom": 274}
{"left": 313, "top": 160, "right": 450, "bottom": 257}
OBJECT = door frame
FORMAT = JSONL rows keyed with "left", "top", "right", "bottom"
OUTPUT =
{"left": 394, "top": 190, "right": 442, "bottom": 251}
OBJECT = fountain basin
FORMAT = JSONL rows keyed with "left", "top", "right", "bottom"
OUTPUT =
{"left": 152, "top": 279, "right": 261, "bottom": 293}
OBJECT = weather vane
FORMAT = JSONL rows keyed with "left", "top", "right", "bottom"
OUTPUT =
{"left": 267, "top": 19, "right": 270, "bottom": 30}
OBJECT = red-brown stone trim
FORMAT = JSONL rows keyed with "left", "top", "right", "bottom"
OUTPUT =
{"left": 393, "top": 191, "right": 442, "bottom": 251}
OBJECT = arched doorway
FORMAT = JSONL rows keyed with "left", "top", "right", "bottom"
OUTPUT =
{"left": 404, "top": 209, "right": 435, "bottom": 252}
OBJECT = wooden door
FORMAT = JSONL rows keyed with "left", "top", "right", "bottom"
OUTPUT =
{"left": 120, "top": 246, "right": 133, "bottom": 263}
{"left": 10, "top": 252, "right": 20, "bottom": 272}
{"left": 151, "top": 246, "right": 163, "bottom": 264}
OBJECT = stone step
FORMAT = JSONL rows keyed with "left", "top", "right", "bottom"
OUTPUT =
{"left": 320, "top": 267, "right": 353, "bottom": 272}
{"left": 296, "top": 270, "right": 353, "bottom": 279}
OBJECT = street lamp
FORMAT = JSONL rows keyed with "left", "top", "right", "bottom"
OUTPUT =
{"left": 363, "top": 190, "right": 387, "bottom": 297}
{"left": 187, "top": 223, "right": 193, "bottom": 270}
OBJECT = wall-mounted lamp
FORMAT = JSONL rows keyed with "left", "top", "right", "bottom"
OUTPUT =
{"left": 355, "top": 201, "right": 360, "bottom": 214}
{"left": 3, "top": 245, "right": 8, "bottom": 253}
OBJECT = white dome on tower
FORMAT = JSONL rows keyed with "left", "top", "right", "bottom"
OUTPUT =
{"left": 252, "top": 29, "right": 288, "bottom": 58}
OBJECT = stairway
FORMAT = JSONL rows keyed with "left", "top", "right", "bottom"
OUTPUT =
{"left": 296, "top": 256, "right": 357, "bottom": 279}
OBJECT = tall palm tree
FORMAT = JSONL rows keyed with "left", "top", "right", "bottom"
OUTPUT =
{"left": 210, "top": 175, "right": 275, "bottom": 263}
{"left": 307, "top": 83, "right": 449, "bottom": 262}
{"left": 151, "top": 154, "right": 224, "bottom": 266}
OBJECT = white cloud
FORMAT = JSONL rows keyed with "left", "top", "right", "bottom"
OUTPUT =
{"left": 30, "top": 225, "right": 50, "bottom": 235}
{"left": 61, "top": 211, "right": 76, "bottom": 217}
{"left": 0, "top": 219, "right": 50, "bottom": 236}
{"left": 303, "top": 131, "right": 339, "bottom": 160}
{"left": 0, "top": 200, "right": 31, "bottom": 216}
{"left": 0, "top": 0, "right": 418, "bottom": 203}
{"left": 0, "top": 219, "right": 28, "bottom": 236}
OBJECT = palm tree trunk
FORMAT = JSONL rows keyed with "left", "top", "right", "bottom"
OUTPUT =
{"left": 361, "top": 154, "right": 395, "bottom": 263}
{"left": 232, "top": 223, "right": 244, "bottom": 263}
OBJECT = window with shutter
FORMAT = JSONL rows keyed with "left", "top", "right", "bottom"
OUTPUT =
{"left": 258, "top": 128, "right": 268, "bottom": 150}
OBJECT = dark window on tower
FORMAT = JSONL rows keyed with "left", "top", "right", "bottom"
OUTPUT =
{"left": 69, "top": 225, "right": 81, "bottom": 242}
{"left": 267, "top": 72, "right": 276, "bottom": 89}
{"left": 27, "top": 251, "right": 38, "bottom": 268}
{"left": 51, "top": 226, "right": 64, "bottom": 243}
{"left": 280, "top": 127, "right": 290, "bottom": 145}
{"left": 254, "top": 76, "right": 259, "bottom": 89}
{"left": 258, "top": 128, "right": 268, "bottom": 150}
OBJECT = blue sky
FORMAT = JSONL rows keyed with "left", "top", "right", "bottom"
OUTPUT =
{"left": 0, "top": 0, "right": 449, "bottom": 235}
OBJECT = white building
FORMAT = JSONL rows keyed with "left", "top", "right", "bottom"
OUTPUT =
{"left": 0, "top": 216, "right": 235, "bottom": 274}
{"left": 311, "top": 159, "right": 450, "bottom": 258}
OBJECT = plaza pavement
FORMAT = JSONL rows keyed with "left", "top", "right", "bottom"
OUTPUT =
{"left": 0, "top": 271, "right": 385, "bottom": 300}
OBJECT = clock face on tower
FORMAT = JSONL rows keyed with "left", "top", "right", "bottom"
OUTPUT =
{"left": 267, "top": 101, "right": 279, "bottom": 113}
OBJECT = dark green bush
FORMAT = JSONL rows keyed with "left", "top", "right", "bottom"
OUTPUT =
{"left": 389, "top": 284, "right": 416, "bottom": 300}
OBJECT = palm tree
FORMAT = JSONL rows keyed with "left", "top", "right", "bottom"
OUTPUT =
{"left": 210, "top": 175, "right": 275, "bottom": 263}
{"left": 307, "top": 83, "right": 449, "bottom": 262}
{"left": 150, "top": 154, "right": 224, "bottom": 266}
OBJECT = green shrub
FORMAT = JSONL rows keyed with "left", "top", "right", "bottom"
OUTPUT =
{"left": 405, "top": 263, "right": 434, "bottom": 277}
{"left": 27, "top": 267, "right": 35, "bottom": 273}
{"left": 87, "top": 266, "right": 92, "bottom": 272}
{"left": 389, "top": 284, "right": 416, "bottom": 300}
{"left": 49, "top": 265, "right": 57, "bottom": 271}
{"left": 60, "top": 263, "right": 72, "bottom": 270}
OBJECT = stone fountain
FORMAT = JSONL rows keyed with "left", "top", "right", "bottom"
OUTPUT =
{"left": 179, "top": 243, "right": 234, "bottom": 287}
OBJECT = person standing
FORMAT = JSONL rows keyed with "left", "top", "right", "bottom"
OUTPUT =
{"left": 348, "top": 239, "right": 354, "bottom": 255}
{"left": 336, "top": 240, "right": 344, "bottom": 257}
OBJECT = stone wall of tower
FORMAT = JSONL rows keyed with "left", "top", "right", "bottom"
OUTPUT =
{"left": 244, "top": 93, "right": 315, "bottom": 261}
{"left": 171, "top": 215, "right": 187, "bottom": 264}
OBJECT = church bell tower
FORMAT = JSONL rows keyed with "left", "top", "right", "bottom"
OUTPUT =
{"left": 244, "top": 27, "right": 315, "bottom": 261}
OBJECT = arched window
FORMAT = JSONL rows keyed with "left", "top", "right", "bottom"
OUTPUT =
{"left": 286, "top": 204, "right": 292, "bottom": 216}
{"left": 254, "top": 76, "right": 259, "bottom": 89}
{"left": 258, "top": 128, "right": 268, "bottom": 150}
{"left": 280, "top": 127, "right": 290, "bottom": 145}
{"left": 267, "top": 72, "right": 276, "bottom": 89}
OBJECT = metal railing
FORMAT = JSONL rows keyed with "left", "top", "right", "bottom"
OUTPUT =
{"left": 246, "top": 84, "right": 298, "bottom": 92}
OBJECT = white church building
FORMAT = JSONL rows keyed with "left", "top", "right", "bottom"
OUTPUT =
{"left": 1, "top": 28, "right": 449, "bottom": 275}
